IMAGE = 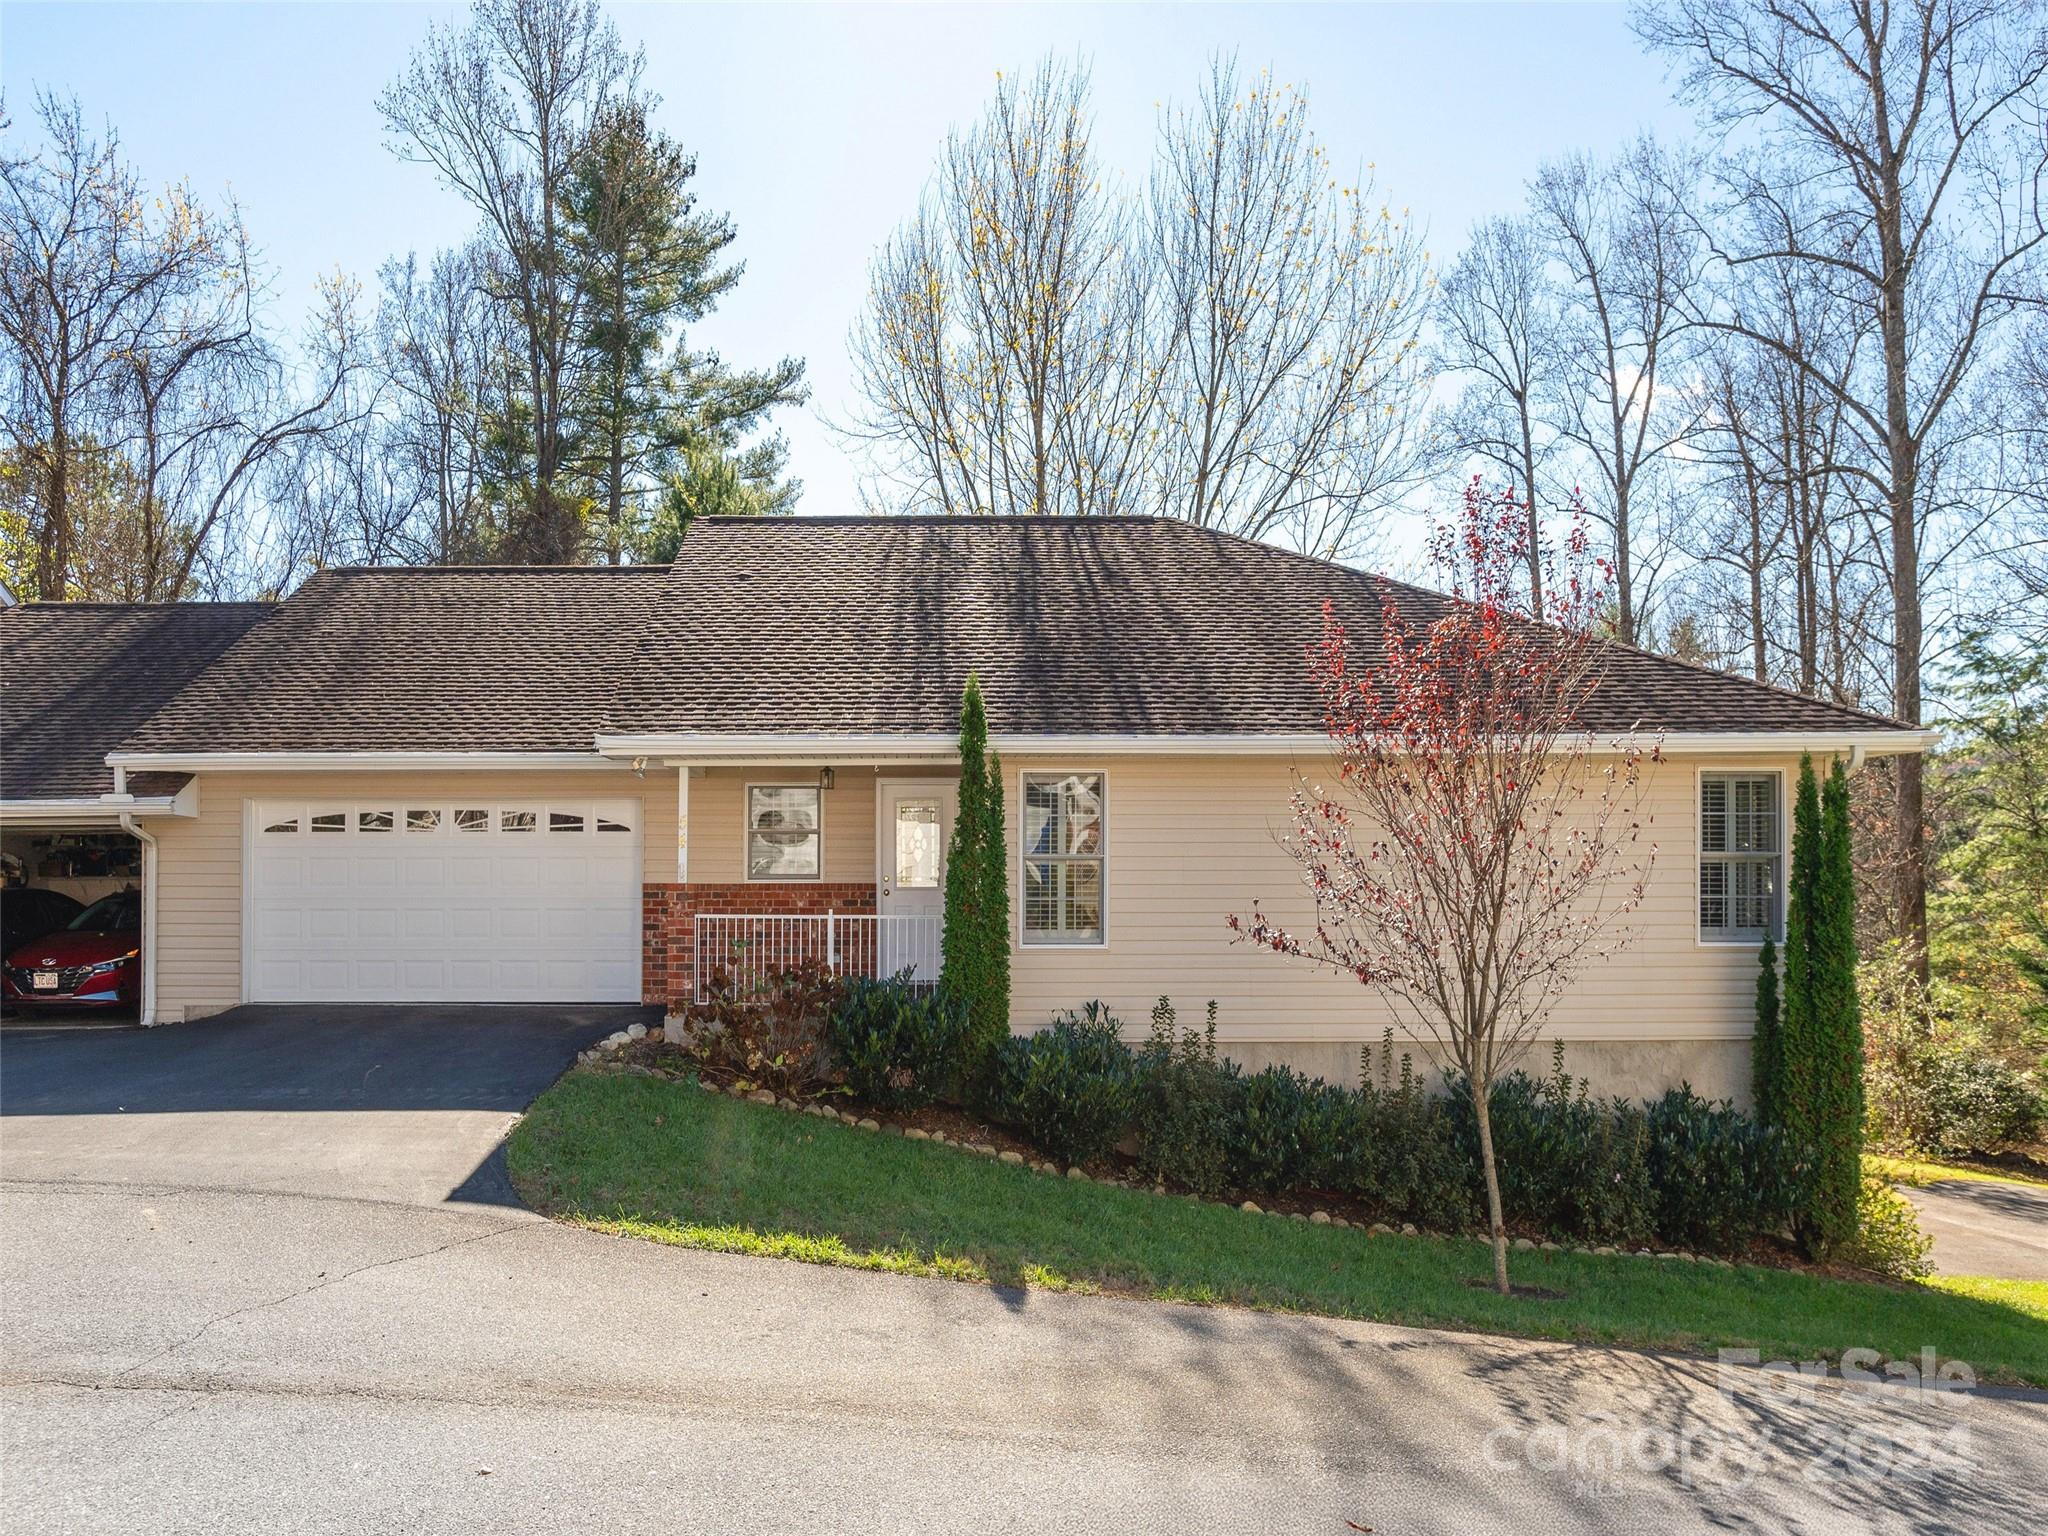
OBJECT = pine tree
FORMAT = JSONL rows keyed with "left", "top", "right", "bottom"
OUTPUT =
{"left": 1753, "top": 935, "right": 1781, "bottom": 1123}
{"left": 942, "top": 676, "right": 1009, "bottom": 1065}
{"left": 563, "top": 98, "right": 806, "bottom": 562}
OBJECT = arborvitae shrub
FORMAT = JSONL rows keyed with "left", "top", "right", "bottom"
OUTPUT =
{"left": 940, "top": 676, "right": 1011, "bottom": 1071}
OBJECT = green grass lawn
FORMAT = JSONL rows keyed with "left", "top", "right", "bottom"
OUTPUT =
{"left": 1866, "top": 1152, "right": 2048, "bottom": 1190}
{"left": 509, "top": 1070, "right": 2048, "bottom": 1386}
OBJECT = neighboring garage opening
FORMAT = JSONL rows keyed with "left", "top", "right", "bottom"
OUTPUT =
{"left": 245, "top": 797, "right": 642, "bottom": 1004}
{"left": 1, "top": 827, "right": 144, "bottom": 1019}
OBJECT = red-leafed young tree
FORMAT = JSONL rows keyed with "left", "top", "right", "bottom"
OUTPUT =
{"left": 1232, "top": 480, "right": 1659, "bottom": 1294}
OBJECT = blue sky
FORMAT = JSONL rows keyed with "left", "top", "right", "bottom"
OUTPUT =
{"left": 2, "top": 2, "right": 1696, "bottom": 516}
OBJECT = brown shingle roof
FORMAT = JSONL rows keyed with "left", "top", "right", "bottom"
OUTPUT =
{"left": 605, "top": 516, "right": 1911, "bottom": 739}
{"left": 1, "top": 601, "right": 272, "bottom": 801}
{"left": 121, "top": 566, "right": 669, "bottom": 754}
{"left": 87, "top": 517, "right": 1913, "bottom": 761}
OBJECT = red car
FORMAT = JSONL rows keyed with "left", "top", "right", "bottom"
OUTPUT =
{"left": 2, "top": 891, "right": 142, "bottom": 1010}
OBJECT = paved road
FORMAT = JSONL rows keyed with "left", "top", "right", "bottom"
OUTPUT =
{"left": 1904, "top": 1178, "right": 2048, "bottom": 1282}
{"left": 3, "top": 1009, "right": 2044, "bottom": 1534}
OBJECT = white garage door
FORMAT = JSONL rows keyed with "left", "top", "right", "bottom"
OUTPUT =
{"left": 246, "top": 798, "right": 642, "bottom": 1003}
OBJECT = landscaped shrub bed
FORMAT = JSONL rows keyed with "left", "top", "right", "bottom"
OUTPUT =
{"left": 628, "top": 976, "right": 1810, "bottom": 1262}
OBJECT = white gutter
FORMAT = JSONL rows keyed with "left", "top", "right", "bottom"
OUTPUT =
{"left": 119, "top": 811, "right": 158, "bottom": 1028}
{"left": 100, "top": 728, "right": 1937, "bottom": 778}
{"left": 104, "top": 750, "right": 629, "bottom": 774}
{"left": 594, "top": 727, "right": 1939, "bottom": 761}
{"left": 0, "top": 797, "right": 187, "bottom": 824}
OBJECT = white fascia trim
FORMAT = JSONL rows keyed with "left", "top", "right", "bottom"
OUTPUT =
{"left": 597, "top": 728, "right": 1937, "bottom": 760}
{"left": 0, "top": 797, "right": 185, "bottom": 824}
{"left": 104, "top": 750, "right": 625, "bottom": 773}
{"left": 1654, "top": 729, "right": 1939, "bottom": 755}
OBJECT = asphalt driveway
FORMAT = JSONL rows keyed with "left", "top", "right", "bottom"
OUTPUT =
{"left": 0, "top": 1003, "right": 648, "bottom": 1205}
{"left": 1905, "top": 1178, "right": 2048, "bottom": 1282}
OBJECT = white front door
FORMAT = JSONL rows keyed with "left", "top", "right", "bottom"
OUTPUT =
{"left": 876, "top": 780, "right": 955, "bottom": 982}
{"left": 245, "top": 798, "right": 642, "bottom": 1003}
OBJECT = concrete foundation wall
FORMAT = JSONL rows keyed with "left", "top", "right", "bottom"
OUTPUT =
{"left": 1219, "top": 1037, "right": 1754, "bottom": 1111}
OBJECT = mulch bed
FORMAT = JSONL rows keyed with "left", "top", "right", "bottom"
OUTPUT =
{"left": 594, "top": 1035, "right": 1888, "bottom": 1284}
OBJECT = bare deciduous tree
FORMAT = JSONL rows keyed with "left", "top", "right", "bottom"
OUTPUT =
{"left": 1149, "top": 61, "right": 1435, "bottom": 558}
{"left": 375, "top": 246, "right": 505, "bottom": 564}
{"left": 2, "top": 91, "right": 363, "bottom": 600}
{"left": 847, "top": 57, "right": 1153, "bottom": 520}
{"left": 1434, "top": 213, "right": 1558, "bottom": 604}
{"left": 1635, "top": 0, "right": 2048, "bottom": 967}
{"left": 1531, "top": 137, "right": 1706, "bottom": 645}
{"left": 116, "top": 245, "right": 364, "bottom": 600}
{"left": 846, "top": 54, "right": 1434, "bottom": 556}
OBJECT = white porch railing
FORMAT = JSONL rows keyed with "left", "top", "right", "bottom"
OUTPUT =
{"left": 692, "top": 912, "right": 942, "bottom": 1003}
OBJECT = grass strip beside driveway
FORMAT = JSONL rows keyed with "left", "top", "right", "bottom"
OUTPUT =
{"left": 509, "top": 1071, "right": 2048, "bottom": 1387}
{"left": 1865, "top": 1153, "right": 2048, "bottom": 1190}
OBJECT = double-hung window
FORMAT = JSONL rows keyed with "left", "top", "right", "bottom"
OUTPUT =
{"left": 1022, "top": 772, "right": 1105, "bottom": 944}
{"left": 1699, "top": 772, "right": 1781, "bottom": 942}
{"left": 747, "top": 785, "right": 822, "bottom": 880}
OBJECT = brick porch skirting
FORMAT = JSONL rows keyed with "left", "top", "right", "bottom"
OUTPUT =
{"left": 642, "top": 882, "right": 879, "bottom": 1008}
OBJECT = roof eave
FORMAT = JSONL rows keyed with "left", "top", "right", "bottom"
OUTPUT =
{"left": 104, "top": 750, "right": 628, "bottom": 774}
{"left": 0, "top": 795, "right": 188, "bottom": 825}
{"left": 596, "top": 727, "right": 1938, "bottom": 760}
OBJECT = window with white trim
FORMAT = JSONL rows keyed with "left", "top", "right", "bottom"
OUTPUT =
{"left": 1022, "top": 772, "right": 1105, "bottom": 944}
{"left": 1700, "top": 772, "right": 1781, "bottom": 941}
{"left": 747, "top": 786, "right": 821, "bottom": 879}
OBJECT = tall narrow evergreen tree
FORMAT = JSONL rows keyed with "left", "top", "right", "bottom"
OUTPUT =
{"left": 1773, "top": 753, "right": 1865, "bottom": 1255}
{"left": 942, "top": 676, "right": 1010, "bottom": 1064}
{"left": 977, "top": 743, "right": 1011, "bottom": 1040}
{"left": 1805, "top": 759, "right": 1865, "bottom": 1249}
{"left": 1774, "top": 753, "right": 1824, "bottom": 1112}
{"left": 1753, "top": 934, "right": 1781, "bottom": 1123}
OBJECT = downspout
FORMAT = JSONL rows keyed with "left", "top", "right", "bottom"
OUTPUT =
{"left": 1847, "top": 744, "right": 1867, "bottom": 775}
{"left": 119, "top": 812, "right": 158, "bottom": 1027}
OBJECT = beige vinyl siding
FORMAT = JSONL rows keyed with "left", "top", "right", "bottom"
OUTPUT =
{"left": 151, "top": 767, "right": 676, "bottom": 1021}
{"left": 998, "top": 751, "right": 1795, "bottom": 1045}
{"left": 682, "top": 765, "right": 949, "bottom": 885}
{"left": 673, "top": 750, "right": 1789, "bottom": 1048}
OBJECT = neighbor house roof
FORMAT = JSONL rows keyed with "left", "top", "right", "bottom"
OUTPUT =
{"left": 119, "top": 566, "right": 670, "bottom": 755}
{"left": 604, "top": 516, "right": 1913, "bottom": 741}
{"left": 0, "top": 601, "right": 273, "bottom": 802}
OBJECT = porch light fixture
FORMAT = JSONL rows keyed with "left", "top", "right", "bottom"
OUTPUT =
{"left": 818, "top": 767, "right": 836, "bottom": 791}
